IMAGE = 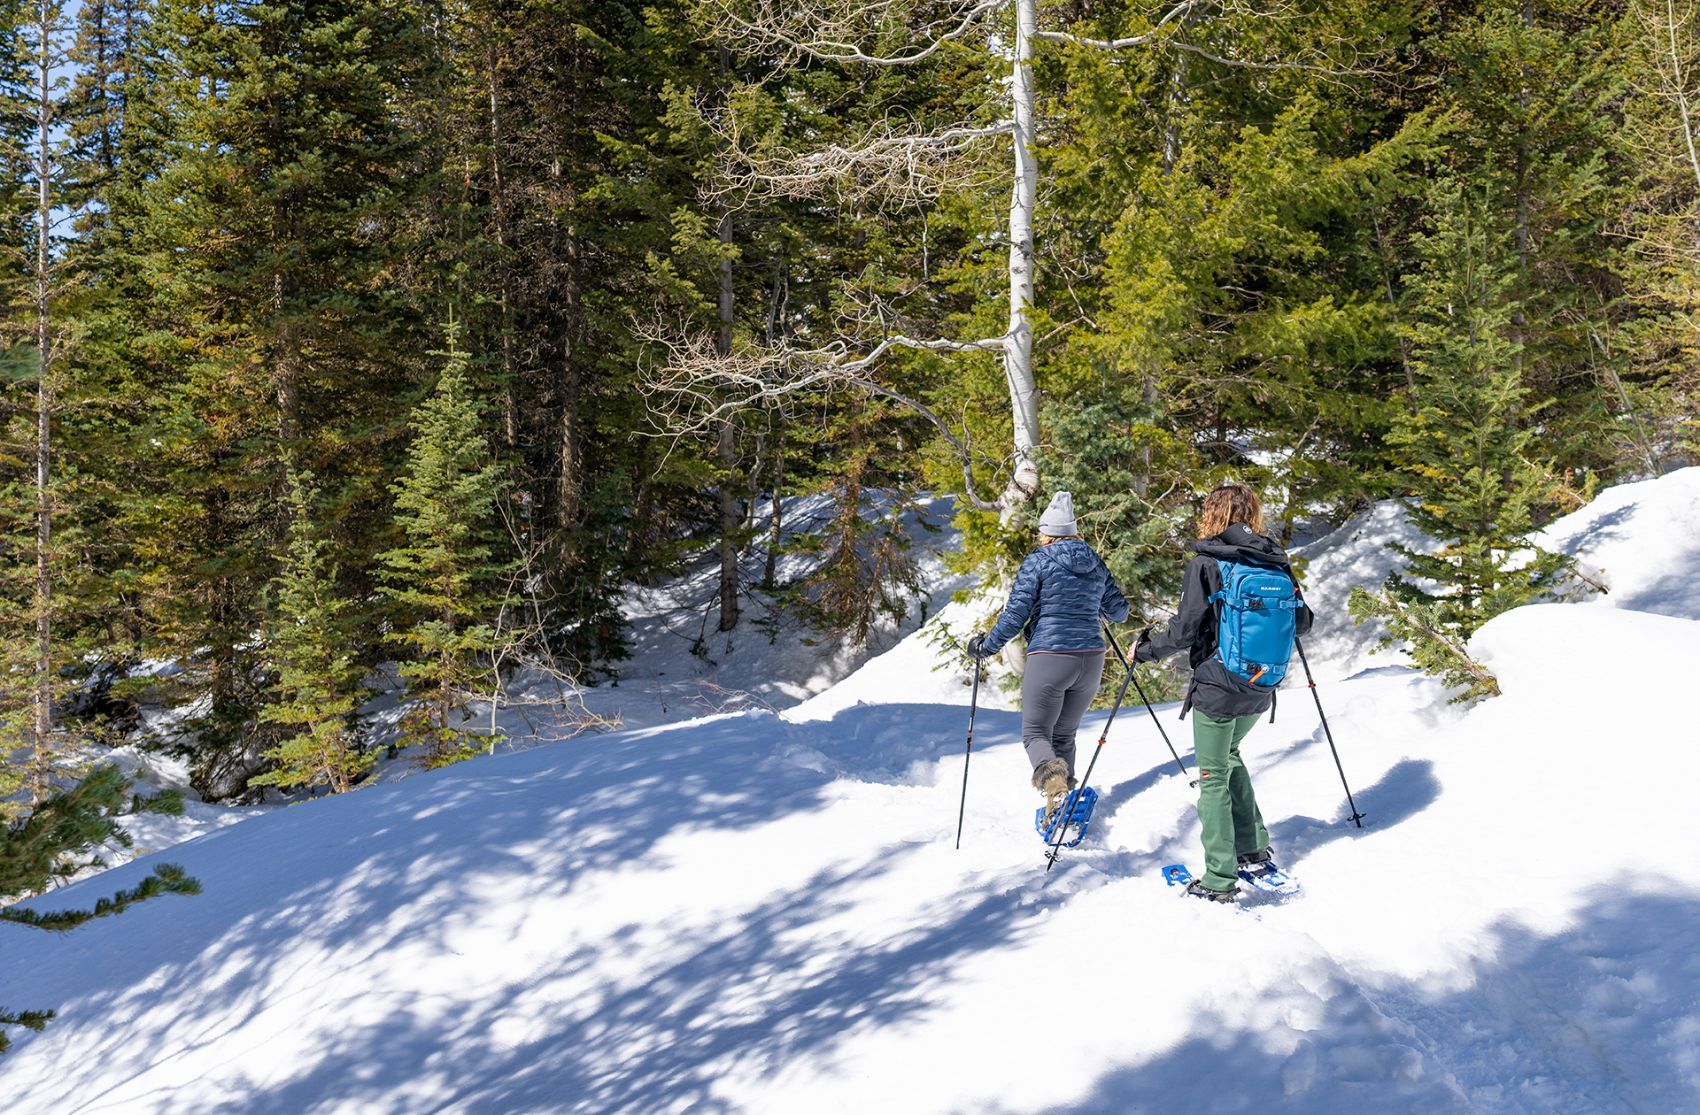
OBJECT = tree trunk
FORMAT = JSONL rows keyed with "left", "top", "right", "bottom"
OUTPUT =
{"left": 1004, "top": 0, "right": 1042, "bottom": 507}
{"left": 763, "top": 260, "right": 786, "bottom": 589}
{"left": 1370, "top": 207, "right": 1418, "bottom": 398}
{"left": 1666, "top": 0, "right": 1700, "bottom": 190}
{"left": 556, "top": 226, "right": 582, "bottom": 532}
{"left": 715, "top": 206, "right": 741, "bottom": 632}
{"left": 31, "top": 0, "right": 55, "bottom": 803}
{"left": 486, "top": 39, "right": 520, "bottom": 449}
{"left": 1512, "top": 0, "right": 1534, "bottom": 375}
{"left": 765, "top": 415, "right": 783, "bottom": 589}
{"left": 1160, "top": 5, "right": 1200, "bottom": 178}
{"left": 273, "top": 281, "right": 301, "bottom": 451}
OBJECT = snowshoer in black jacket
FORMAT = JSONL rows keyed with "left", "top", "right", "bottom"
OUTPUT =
{"left": 1135, "top": 483, "right": 1313, "bottom": 902}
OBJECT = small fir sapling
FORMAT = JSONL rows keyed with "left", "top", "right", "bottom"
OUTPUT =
{"left": 249, "top": 472, "right": 372, "bottom": 795}
{"left": 1348, "top": 183, "right": 1585, "bottom": 701}
{"left": 379, "top": 326, "right": 515, "bottom": 768}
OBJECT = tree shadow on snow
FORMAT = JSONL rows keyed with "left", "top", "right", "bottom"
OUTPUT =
{"left": 997, "top": 886, "right": 1700, "bottom": 1115}
{"left": 1610, "top": 568, "right": 1700, "bottom": 621}
{"left": 218, "top": 855, "right": 1053, "bottom": 1113}
{"left": 785, "top": 702, "right": 1026, "bottom": 785}
{"left": 2, "top": 701, "right": 1045, "bottom": 1112}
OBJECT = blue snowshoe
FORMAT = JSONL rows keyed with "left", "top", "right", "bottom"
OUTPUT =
{"left": 1161, "top": 864, "right": 1240, "bottom": 903}
{"left": 1161, "top": 864, "right": 1194, "bottom": 887}
{"left": 1036, "top": 786, "right": 1099, "bottom": 848}
{"left": 1236, "top": 848, "right": 1302, "bottom": 896}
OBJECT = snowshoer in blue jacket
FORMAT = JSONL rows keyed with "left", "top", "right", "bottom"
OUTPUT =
{"left": 1135, "top": 483, "right": 1313, "bottom": 903}
{"left": 967, "top": 492, "right": 1129, "bottom": 821}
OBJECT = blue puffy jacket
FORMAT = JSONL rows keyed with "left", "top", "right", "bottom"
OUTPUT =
{"left": 982, "top": 539, "right": 1129, "bottom": 655}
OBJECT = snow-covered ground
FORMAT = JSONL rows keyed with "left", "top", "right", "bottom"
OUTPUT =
{"left": 74, "top": 490, "right": 966, "bottom": 870}
{"left": 576, "top": 490, "right": 969, "bottom": 728}
{"left": 5, "top": 471, "right": 1700, "bottom": 1112}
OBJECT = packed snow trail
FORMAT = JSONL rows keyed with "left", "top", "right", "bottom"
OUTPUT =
{"left": 6, "top": 605, "right": 1699, "bottom": 1113}
{"left": 5, "top": 470, "right": 1700, "bottom": 1113}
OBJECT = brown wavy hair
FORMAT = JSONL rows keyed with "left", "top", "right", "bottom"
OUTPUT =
{"left": 1197, "top": 482, "right": 1265, "bottom": 539}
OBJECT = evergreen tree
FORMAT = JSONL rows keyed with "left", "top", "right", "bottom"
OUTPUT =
{"left": 1041, "top": 390, "right": 1194, "bottom": 627}
{"left": 1613, "top": 0, "right": 1700, "bottom": 466}
{"left": 1430, "top": 0, "right": 1626, "bottom": 478}
{"left": 60, "top": 0, "right": 438, "bottom": 797}
{"left": 380, "top": 327, "right": 513, "bottom": 767}
{"left": 0, "top": 765, "right": 184, "bottom": 896}
{"left": 249, "top": 473, "right": 371, "bottom": 795}
{"left": 1076, "top": 96, "right": 1427, "bottom": 529}
{"left": 0, "top": 0, "right": 90, "bottom": 806}
{"left": 1351, "top": 182, "right": 1575, "bottom": 699}
{"left": 785, "top": 435, "right": 929, "bottom": 650}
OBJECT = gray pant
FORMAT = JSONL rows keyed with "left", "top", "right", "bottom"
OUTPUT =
{"left": 1021, "top": 651, "right": 1106, "bottom": 777}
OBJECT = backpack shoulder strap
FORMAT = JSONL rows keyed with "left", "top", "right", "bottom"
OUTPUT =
{"left": 1207, "top": 557, "right": 1235, "bottom": 606}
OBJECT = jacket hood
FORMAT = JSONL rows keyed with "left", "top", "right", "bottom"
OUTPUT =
{"left": 1188, "top": 523, "right": 1292, "bottom": 568}
{"left": 1037, "top": 537, "right": 1102, "bottom": 576}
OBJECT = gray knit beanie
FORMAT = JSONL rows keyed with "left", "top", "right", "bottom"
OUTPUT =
{"left": 1038, "top": 491, "right": 1077, "bottom": 537}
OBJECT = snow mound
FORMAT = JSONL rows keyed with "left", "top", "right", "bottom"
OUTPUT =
{"left": 1472, "top": 601, "right": 1697, "bottom": 698}
{"left": 1539, "top": 465, "right": 1700, "bottom": 620}
{"left": 1288, "top": 499, "right": 1433, "bottom": 678}
{"left": 1290, "top": 465, "right": 1700, "bottom": 678}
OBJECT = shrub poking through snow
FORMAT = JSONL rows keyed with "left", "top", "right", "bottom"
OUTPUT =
{"left": 0, "top": 766, "right": 185, "bottom": 899}
{"left": 0, "top": 863, "right": 199, "bottom": 931}
{"left": 1348, "top": 589, "right": 1502, "bottom": 701}
{"left": 0, "top": 1006, "right": 52, "bottom": 1055}
{"left": 0, "top": 770, "right": 200, "bottom": 1058}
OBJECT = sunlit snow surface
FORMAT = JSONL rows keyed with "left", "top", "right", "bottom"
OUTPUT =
{"left": 5, "top": 472, "right": 1700, "bottom": 1112}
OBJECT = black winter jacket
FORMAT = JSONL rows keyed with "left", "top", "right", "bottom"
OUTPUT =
{"left": 1134, "top": 524, "right": 1314, "bottom": 719}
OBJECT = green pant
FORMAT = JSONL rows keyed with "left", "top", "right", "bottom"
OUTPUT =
{"left": 1193, "top": 710, "right": 1269, "bottom": 892}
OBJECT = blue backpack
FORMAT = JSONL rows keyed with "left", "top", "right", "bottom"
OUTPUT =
{"left": 1209, "top": 560, "right": 1303, "bottom": 688}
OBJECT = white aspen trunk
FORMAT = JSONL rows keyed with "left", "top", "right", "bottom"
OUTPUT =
{"left": 1666, "top": 0, "right": 1700, "bottom": 189}
{"left": 1004, "top": 0, "right": 1041, "bottom": 508}
{"left": 32, "top": 0, "right": 55, "bottom": 804}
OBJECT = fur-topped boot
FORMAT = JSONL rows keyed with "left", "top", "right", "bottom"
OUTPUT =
{"left": 1031, "top": 757, "right": 1072, "bottom": 824}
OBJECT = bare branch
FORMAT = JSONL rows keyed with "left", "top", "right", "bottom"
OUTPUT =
{"left": 1037, "top": 0, "right": 1372, "bottom": 79}
{"left": 717, "top": 117, "right": 1012, "bottom": 206}
{"left": 469, "top": 501, "right": 621, "bottom": 749}
{"left": 704, "top": 0, "right": 1006, "bottom": 66}
{"left": 639, "top": 320, "right": 1006, "bottom": 512}
{"left": 1031, "top": 0, "right": 1200, "bottom": 50}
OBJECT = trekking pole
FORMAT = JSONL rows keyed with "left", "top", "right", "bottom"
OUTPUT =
{"left": 1295, "top": 638, "right": 1365, "bottom": 828}
{"left": 1044, "top": 628, "right": 1136, "bottom": 872}
{"left": 1104, "top": 628, "right": 1192, "bottom": 785}
{"left": 954, "top": 657, "right": 983, "bottom": 850}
